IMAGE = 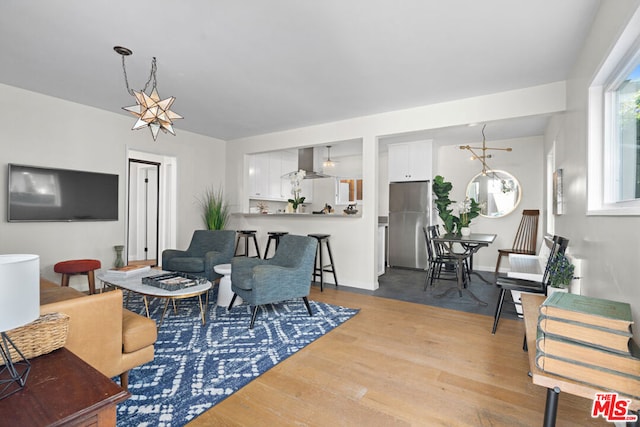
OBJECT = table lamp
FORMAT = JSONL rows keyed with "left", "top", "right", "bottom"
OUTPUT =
{"left": 0, "top": 254, "right": 40, "bottom": 400}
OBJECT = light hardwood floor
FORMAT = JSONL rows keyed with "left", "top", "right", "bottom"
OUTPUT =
{"left": 188, "top": 286, "right": 605, "bottom": 426}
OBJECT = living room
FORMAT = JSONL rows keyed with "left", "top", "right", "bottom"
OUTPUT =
{"left": 1, "top": 1, "right": 640, "bottom": 425}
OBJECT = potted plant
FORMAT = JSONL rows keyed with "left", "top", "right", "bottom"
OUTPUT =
{"left": 198, "top": 186, "right": 230, "bottom": 230}
{"left": 432, "top": 175, "right": 458, "bottom": 234}
{"left": 288, "top": 169, "right": 306, "bottom": 212}
{"left": 547, "top": 252, "right": 575, "bottom": 293}
{"left": 457, "top": 197, "right": 482, "bottom": 236}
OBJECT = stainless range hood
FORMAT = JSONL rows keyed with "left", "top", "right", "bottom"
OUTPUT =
{"left": 284, "top": 147, "right": 330, "bottom": 179}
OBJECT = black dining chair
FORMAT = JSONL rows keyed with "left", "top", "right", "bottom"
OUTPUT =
{"left": 491, "top": 235, "right": 569, "bottom": 334}
{"left": 422, "top": 225, "right": 466, "bottom": 290}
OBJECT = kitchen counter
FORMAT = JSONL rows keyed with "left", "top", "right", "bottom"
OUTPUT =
{"left": 235, "top": 212, "right": 362, "bottom": 218}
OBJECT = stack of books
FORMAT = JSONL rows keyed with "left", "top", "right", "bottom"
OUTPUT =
{"left": 535, "top": 292, "right": 640, "bottom": 399}
{"left": 105, "top": 264, "right": 151, "bottom": 278}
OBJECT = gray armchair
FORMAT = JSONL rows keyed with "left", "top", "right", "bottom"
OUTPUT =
{"left": 161, "top": 230, "right": 236, "bottom": 281}
{"left": 228, "top": 234, "right": 317, "bottom": 329}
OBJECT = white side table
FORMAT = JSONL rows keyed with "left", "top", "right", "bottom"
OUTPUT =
{"left": 214, "top": 263, "right": 242, "bottom": 308}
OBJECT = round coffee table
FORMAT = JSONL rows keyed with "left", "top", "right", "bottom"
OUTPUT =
{"left": 214, "top": 264, "right": 242, "bottom": 308}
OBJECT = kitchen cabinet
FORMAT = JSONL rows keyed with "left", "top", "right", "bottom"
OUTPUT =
{"left": 388, "top": 140, "right": 433, "bottom": 182}
{"left": 248, "top": 151, "right": 313, "bottom": 202}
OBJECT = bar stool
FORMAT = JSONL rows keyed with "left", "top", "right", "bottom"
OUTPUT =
{"left": 263, "top": 231, "right": 289, "bottom": 259}
{"left": 307, "top": 234, "right": 338, "bottom": 291}
{"left": 234, "top": 230, "right": 261, "bottom": 258}
{"left": 53, "top": 259, "right": 102, "bottom": 294}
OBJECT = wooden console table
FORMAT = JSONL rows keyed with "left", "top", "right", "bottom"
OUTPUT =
{"left": 0, "top": 347, "right": 130, "bottom": 426}
{"left": 521, "top": 293, "right": 640, "bottom": 427}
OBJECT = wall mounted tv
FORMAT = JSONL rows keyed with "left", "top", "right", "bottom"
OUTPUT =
{"left": 7, "top": 164, "right": 119, "bottom": 222}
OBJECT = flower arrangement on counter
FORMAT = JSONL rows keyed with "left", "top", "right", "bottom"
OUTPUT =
{"left": 288, "top": 169, "right": 306, "bottom": 210}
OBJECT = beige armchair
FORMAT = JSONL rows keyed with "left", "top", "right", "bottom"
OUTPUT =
{"left": 39, "top": 279, "right": 157, "bottom": 389}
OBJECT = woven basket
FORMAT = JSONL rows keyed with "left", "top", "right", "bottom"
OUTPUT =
{"left": 1, "top": 312, "right": 70, "bottom": 364}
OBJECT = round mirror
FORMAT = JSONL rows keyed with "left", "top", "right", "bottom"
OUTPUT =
{"left": 466, "top": 170, "right": 521, "bottom": 218}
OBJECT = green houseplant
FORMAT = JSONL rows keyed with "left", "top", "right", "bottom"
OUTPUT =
{"left": 198, "top": 186, "right": 230, "bottom": 230}
{"left": 547, "top": 252, "right": 575, "bottom": 289}
{"left": 432, "top": 175, "right": 458, "bottom": 234}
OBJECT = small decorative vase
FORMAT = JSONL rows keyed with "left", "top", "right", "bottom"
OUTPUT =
{"left": 296, "top": 205, "right": 302, "bottom": 213}
{"left": 114, "top": 245, "right": 125, "bottom": 268}
{"left": 460, "top": 227, "right": 471, "bottom": 237}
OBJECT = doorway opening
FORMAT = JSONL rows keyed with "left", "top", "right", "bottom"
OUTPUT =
{"left": 126, "top": 150, "right": 177, "bottom": 268}
{"left": 128, "top": 159, "right": 160, "bottom": 266}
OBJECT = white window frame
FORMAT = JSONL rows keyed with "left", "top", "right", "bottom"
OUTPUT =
{"left": 588, "top": 8, "right": 640, "bottom": 216}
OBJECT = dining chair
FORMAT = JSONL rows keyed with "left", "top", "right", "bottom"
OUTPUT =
{"left": 494, "top": 209, "right": 540, "bottom": 273}
{"left": 491, "top": 235, "right": 569, "bottom": 334}
{"left": 422, "top": 225, "right": 464, "bottom": 290}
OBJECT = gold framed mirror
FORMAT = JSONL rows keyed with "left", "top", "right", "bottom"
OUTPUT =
{"left": 466, "top": 170, "right": 521, "bottom": 218}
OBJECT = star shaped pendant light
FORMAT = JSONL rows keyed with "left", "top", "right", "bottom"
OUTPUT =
{"left": 114, "top": 46, "right": 183, "bottom": 141}
{"left": 124, "top": 88, "right": 183, "bottom": 140}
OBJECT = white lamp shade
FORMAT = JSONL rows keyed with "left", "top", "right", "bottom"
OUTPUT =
{"left": 0, "top": 254, "right": 40, "bottom": 332}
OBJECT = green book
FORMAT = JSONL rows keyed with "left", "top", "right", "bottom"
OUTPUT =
{"left": 536, "top": 326, "right": 640, "bottom": 378}
{"left": 540, "top": 292, "right": 633, "bottom": 333}
{"left": 538, "top": 314, "right": 632, "bottom": 355}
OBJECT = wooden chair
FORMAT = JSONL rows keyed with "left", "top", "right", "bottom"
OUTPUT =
{"left": 494, "top": 209, "right": 540, "bottom": 273}
{"left": 491, "top": 235, "right": 569, "bottom": 334}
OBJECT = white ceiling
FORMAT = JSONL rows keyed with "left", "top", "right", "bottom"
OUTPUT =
{"left": 0, "top": 1, "right": 600, "bottom": 142}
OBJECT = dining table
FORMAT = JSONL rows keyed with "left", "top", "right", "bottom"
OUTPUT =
{"left": 432, "top": 232, "right": 497, "bottom": 305}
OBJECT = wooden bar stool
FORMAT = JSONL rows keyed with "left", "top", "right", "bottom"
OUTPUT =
{"left": 263, "top": 231, "right": 289, "bottom": 259}
{"left": 307, "top": 234, "right": 338, "bottom": 291}
{"left": 234, "top": 230, "right": 261, "bottom": 258}
{"left": 53, "top": 259, "right": 102, "bottom": 294}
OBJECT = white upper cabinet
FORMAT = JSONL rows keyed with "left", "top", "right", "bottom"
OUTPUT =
{"left": 247, "top": 150, "right": 313, "bottom": 202}
{"left": 388, "top": 140, "right": 433, "bottom": 182}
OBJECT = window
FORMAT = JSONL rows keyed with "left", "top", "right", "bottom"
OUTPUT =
{"left": 588, "top": 9, "right": 640, "bottom": 215}
{"left": 609, "top": 63, "right": 640, "bottom": 202}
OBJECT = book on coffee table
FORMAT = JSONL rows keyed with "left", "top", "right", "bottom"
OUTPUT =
{"left": 106, "top": 265, "right": 151, "bottom": 278}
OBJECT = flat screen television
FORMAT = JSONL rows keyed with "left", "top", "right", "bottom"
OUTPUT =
{"left": 7, "top": 164, "right": 118, "bottom": 222}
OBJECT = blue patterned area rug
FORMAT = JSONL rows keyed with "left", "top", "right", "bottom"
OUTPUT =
{"left": 116, "top": 293, "right": 359, "bottom": 427}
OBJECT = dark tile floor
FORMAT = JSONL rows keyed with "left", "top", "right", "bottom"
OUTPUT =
{"left": 334, "top": 267, "right": 520, "bottom": 321}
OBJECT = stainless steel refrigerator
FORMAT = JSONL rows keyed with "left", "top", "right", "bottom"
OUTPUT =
{"left": 388, "top": 181, "right": 432, "bottom": 269}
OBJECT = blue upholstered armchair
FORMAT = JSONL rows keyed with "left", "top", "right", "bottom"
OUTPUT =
{"left": 162, "top": 230, "right": 236, "bottom": 281}
{"left": 228, "top": 234, "right": 317, "bottom": 329}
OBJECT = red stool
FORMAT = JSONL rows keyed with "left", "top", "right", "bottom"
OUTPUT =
{"left": 54, "top": 259, "right": 101, "bottom": 294}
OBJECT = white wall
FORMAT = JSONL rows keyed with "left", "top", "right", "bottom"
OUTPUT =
{"left": 0, "top": 84, "right": 226, "bottom": 290}
{"left": 226, "top": 83, "right": 565, "bottom": 290}
{"left": 437, "top": 136, "right": 544, "bottom": 271}
{"left": 548, "top": 0, "right": 640, "bottom": 341}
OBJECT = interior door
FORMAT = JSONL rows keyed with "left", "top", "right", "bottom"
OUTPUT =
{"left": 128, "top": 159, "right": 160, "bottom": 265}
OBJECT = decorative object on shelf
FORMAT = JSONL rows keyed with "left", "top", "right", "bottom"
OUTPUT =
{"left": 547, "top": 252, "right": 575, "bottom": 289}
{"left": 343, "top": 203, "right": 358, "bottom": 215}
{"left": 114, "top": 46, "right": 183, "bottom": 141}
{"left": 198, "top": 186, "right": 230, "bottom": 230}
{"left": 460, "top": 227, "right": 471, "bottom": 237}
{"left": 256, "top": 201, "right": 269, "bottom": 214}
{"left": 113, "top": 245, "right": 125, "bottom": 268}
{"left": 323, "top": 146, "right": 337, "bottom": 170}
{"left": 288, "top": 169, "right": 306, "bottom": 212}
{"left": 459, "top": 124, "right": 512, "bottom": 175}
{"left": 0, "top": 254, "right": 40, "bottom": 400}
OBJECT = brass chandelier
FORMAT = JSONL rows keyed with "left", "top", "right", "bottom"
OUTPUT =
{"left": 459, "top": 124, "right": 511, "bottom": 175}
{"left": 114, "top": 46, "right": 183, "bottom": 141}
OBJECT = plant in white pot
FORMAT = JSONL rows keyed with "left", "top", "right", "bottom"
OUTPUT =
{"left": 547, "top": 252, "right": 575, "bottom": 294}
